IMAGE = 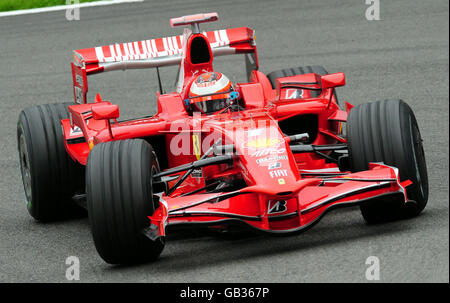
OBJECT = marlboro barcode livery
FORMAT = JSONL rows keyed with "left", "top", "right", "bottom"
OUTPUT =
{"left": 17, "top": 12, "right": 428, "bottom": 265}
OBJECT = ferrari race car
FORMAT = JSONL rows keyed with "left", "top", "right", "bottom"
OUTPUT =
{"left": 17, "top": 13, "right": 428, "bottom": 264}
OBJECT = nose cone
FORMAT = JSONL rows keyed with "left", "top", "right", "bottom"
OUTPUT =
{"left": 230, "top": 121, "right": 301, "bottom": 195}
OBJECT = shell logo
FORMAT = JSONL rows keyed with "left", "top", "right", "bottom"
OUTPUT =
{"left": 244, "top": 138, "right": 282, "bottom": 149}
{"left": 192, "top": 133, "right": 201, "bottom": 160}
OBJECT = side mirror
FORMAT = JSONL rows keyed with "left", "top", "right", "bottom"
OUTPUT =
{"left": 321, "top": 72, "right": 345, "bottom": 89}
{"left": 92, "top": 104, "right": 120, "bottom": 120}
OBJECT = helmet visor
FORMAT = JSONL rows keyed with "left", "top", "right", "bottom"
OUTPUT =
{"left": 189, "top": 92, "right": 232, "bottom": 114}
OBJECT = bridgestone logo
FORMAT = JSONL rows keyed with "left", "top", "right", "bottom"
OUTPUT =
{"left": 268, "top": 200, "right": 287, "bottom": 214}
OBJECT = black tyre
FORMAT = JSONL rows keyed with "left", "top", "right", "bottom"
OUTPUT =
{"left": 17, "top": 102, "right": 85, "bottom": 221}
{"left": 347, "top": 99, "right": 428, "bottom": 223}
{"left": 266, "top": 65, "right": 338, "bottom": 101}
{"left": 86, "top": 139, "right": 165, "bottom": 264}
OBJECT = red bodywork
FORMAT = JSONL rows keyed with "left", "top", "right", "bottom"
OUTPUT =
{"left": 63, "top": 13, "right": 408, "bottom": 237}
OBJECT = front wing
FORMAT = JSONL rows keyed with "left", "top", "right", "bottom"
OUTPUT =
{"left": 146, "top": 163, "right": 410, "bottom": 239}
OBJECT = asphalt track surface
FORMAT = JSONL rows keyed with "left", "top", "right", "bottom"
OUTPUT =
{"left": 0, "top": 0, "right": 448, "bottom": 283}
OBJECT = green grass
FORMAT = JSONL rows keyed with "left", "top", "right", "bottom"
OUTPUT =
{"left": 0, "top": 0, "right": 104, "bottom": 12}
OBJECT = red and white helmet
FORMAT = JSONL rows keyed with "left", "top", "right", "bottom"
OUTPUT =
{"left": 188, "top": 72, "right": 234, "bottom": 114}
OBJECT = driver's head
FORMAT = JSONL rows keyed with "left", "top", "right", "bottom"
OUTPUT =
{"left": 188, "top": 72, "right": 234, "bottom": 114}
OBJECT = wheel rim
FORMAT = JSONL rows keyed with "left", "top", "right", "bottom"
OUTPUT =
{"left": 19, "top": 132, "right": 32, "bottom": 206}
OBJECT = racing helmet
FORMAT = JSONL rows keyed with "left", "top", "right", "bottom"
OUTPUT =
{"left": 188, "top": 72, "right": 235, "bottom": 114}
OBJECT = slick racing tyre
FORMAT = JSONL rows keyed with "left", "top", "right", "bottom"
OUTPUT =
{"left": 266, "top": 65, "right": 338, "bottom": 102}
{"left": 17, "top": 102, "right": 85, "bottom": 221}
{"left": 347, "top": 99, "right": 428, "bottom": 223}
{"left": 86, "top": 139, "right": 165, "bottom": 264}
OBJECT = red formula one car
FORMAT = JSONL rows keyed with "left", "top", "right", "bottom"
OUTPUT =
{"left": 17, "top": 13, "right": 428, "bottom": 264}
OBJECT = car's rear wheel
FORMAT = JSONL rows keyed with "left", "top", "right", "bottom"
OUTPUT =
{"left": 86, "top": 139, "right": 165, "bottom": 264}
{"left": 17, "top": 102, "right": 85, "bottom": 221}
{"left": 266, "top": 65, "right": 338, "bottom": 102}
{"left": 347, "top": 99, "right": 428, "bottom": 223}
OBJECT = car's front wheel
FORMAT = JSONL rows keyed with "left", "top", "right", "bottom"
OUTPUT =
{"left": 347, "top": 99, "right": 428, "bottom": 223}
{"left": 86, "top": 139, "right": 165, "bottom": 264}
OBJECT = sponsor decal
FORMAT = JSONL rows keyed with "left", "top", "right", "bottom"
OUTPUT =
{"left": 268, "top": 200, "right": 287, "bottom": 214}
{"left": 268, "top": 162, "right": 281, "bottom": 170}
{"left": 192, "top": 133, "right": 201, "bottom": 160}
{"left": 69, "top": 125, "right": 82, "bottom": 136}
{"left": 255, "top": 155, "right": 288, "bottom": 165}
{"left": 269, "top": 169, "right": 288, "bottom": 178}
{"left": 244, "top": 138, "right": 282, "bottom": 149}
{"left": 285, "top": 88, "right": 303, "bottom": 99}
{"left": 251, "top": 148, "right": 286, "bottom": 158}
{"left": 197, "top": 81, "right": 216, "bottom": 88}
{"left": 192, "top": 168, "right": 203, "bottom": 178}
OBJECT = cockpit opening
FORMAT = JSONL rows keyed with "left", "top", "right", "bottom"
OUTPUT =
{"left": 190, "top": 36, "right": 211, "bottom": 64}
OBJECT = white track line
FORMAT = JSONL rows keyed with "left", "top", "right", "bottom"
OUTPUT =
{"left": 0, "top": 0, "right": 144, "bottom": 17}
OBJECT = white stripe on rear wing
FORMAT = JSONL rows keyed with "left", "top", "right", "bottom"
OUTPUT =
{"left": 73, "top": 27, "right": 256, "bottom": 75}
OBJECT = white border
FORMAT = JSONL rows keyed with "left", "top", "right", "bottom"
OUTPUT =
{"left": 0, "top": 0, "right": 144, "bottom": 17}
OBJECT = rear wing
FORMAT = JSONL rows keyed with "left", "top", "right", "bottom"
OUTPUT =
{"left": 71, "top": 27, "right": 257, "bottom": 104}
